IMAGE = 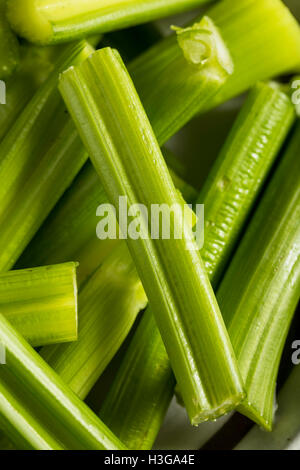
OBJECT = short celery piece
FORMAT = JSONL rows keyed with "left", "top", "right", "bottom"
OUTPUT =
{"left": 217, "top": 122, "right": 300, "bottom": 430}
{"left": 7, "top": 0, "right": 215, "bottom": 44}
{"left": 129, "top": 15, "right": 234, "bottom": 145}
{"left": 40, "top": 243, "right": 147, "bottom": 399}
{"left": 59, "top": 47, "right": 244, "bottom": 425}
{"left": 0, "top": 0, "right": 19, "bottom": 79}
{"left": 0, "top": 263, "right": 78, "bottom": 347}
{"left": 131, "top": 0, "right": 300, "bottom": 129}
{"left": 0, "top": 40, "right": 93, "bottom": 273}
{"left": 100, "top": 81, "right": 296, "bottom": 450}
{"left": 235, "top": 365, "right": 300, "bottom": 450}
{"left": 197, "top": 81, "right": 296, "bottom": 286}
{"left": 0, "top": 314, "right": 126, "bottom": 450}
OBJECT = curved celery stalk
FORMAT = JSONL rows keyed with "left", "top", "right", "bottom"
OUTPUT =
{"left": 0, "top": 0, "right": 19, "bottom": 79}
{"left": 131, "top": 0, "right": 300, "bottom": 131}
{"left": 59, "top": 46, "right": 244, "bottom": 425}
{"left": 0, "top": 315, "right": 126, "bottom": 450}
{"left": 0, "top": 41, "right": 94, "bottom": 273}
{"left": 217, "top": 122, "right": 300, "bottom": 430}
{"left": 99, "top": 82, "right": 296, "bottom": 449}
{"left": 7, "top": 0, "right": 215, "bottom": 44}
{"left": 129, "top": 15, "right": 233, "bottom": 145}
{"left": 40, "top": 243, "right": 147, "bottom": 399}
{"left": 235, "top": 365, "right": 300, "bottom": 450}
{"left": 0, "top": 263, "right": 78, "bottom": 347}
{"left": 197, "top": 81, "right": 296, "bottom": 286}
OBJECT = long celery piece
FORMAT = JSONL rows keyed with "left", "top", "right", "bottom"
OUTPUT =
{"left": 40, "top": 243, "right": 147, "bottom": 399}
{"left": 130, "top": 0, "right": 300, "bottom": 137}
{"left": 197, "top": 81, "right": 296, "bottom": 286}
{"left": 0, "top": 40, "right": 94, "bottom": 273}
{"left": 217, "top": 123, "right": 300, "bottom": 430}
{"left": 0, "top": 0, "right": 19, "bottom": 79}
{"left": 100, "top": 82, "right": 296, "bottom": 449}
{"left": 0, "top": 263, "right": 78, "bottom": 347}
{"left": 59, "top": 47, "right": 244, "bottom": 425}
{"left": 0, "top": 315, "right": 126, "bottom": 450}
{"left": 7, "top": 0, "right": 215, "bottom": 44}
{"left": 235, "top": 365, "right": 300, "bottom": 450}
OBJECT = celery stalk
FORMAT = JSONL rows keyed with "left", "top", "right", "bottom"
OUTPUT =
{"left": 7, "top": 0, "right": 215, "bottom": 44}
{"left": 0, "top": 263, "right": 78, "bottom": 347}
{"left": 0, "top": 314, "right": 126, "bottom": 450}
{"left": 0, "top": 0, "right": 19, "bottom": 79}
{"left": 100, "top": 82, "right": 296, "bottom": 449}
{"left": 0, "top": 41, "right": 93, "bottom": 272}
{"left": 217, "top": 122, "right": 300, "bottom": 430}
{"left": 59, "top": 47, "right": 244, "bottom": 425}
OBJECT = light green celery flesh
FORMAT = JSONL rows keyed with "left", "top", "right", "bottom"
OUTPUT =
{"left": 0, "top": 41, "right": 93, "bottom": 273}
{"left": 130, "top": 0, "right": 300, "bottom": 130}
{"left": 235, "top": 365, "right": 300, "bottom": 450}
{"left": 40, "top": 243, "right": 147, "bottom": 399}
{"left": 7, "top": 0, "right": 215, "bottom": 44}
{"left": 0, "top": 263, "right": 78, "bottom": 347}
{"left": 59, "top": 47, "right": 244, "bottom": 425}
{"left": 0, "top": 43, "right": 66, "bottom": 143}
{"left": 0, "top": 0, "right": 19, "bottom": 79}
{"left": 217, "top": 123, "right": 300, "bottom": 430}
{"left": 99, "top": 83, "right": 296, "bottom": 449}
{"left": 0, "top": 315, "right": 126, "bottom": 450}
{"left": 197, "top": 82, "right": 296, "bottom": 286}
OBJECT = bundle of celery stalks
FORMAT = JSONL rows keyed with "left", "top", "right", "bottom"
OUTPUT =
{"left": 0, "top": 0, "right": 299, "bottom": 451}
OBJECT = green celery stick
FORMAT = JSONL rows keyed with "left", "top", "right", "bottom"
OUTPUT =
{"left": 100, "top": 82, "right": 296, "bottom": 449}
{"left": 0, "top": 314, "right": 126, "bottom": 450}
{"left": 217, "top": 122, "right": 300, "bottom": 430}
{"left": 0, "top": 263, "right": 78, "bottom": 347}
{"left": 6, "top": 0, "right": 215, "bottom": 44}
{"left": 59, "top": 47, "right": 244, "bottom": 425}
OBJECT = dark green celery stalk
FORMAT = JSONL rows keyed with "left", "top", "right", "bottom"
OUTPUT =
{"left": 7, "top": 0, "right": 215, "bottom": 44}
{"left": 99, "top": 82, "right": 296, "bottom": 449}
{"left": 0, "top": 315, "right": 126, "bottom": 450}
{"left": 217, "top": 123, "right": 300, "bottom": 430}
{"left": 0, "top": 40, "right": 94, "bottom": 272}
{"left": 0, "top": 263, "right": 78, "bottom": 347}
{"left": 130, "top": 0, "right": 300, "bottom": 137}
{"left": 0, "top": 0, "right": 19, "bottom": 79}
{"left": 59, "top": 47, "right": 244, "bottom": 425}
{"left": 40, "top": 243, "right": 147, "bottom": 400}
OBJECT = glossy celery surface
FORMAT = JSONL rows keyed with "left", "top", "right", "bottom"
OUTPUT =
{"left": 40, "top": 243, "right": 147, "bottom": 399}
{"left": 129, "top": 15, "right": 234, "bottom": 145}
{"left": 0, "top": 41, "right": 93, "bottom": 273}
{"left": 217, "top": 123, "right": 300, "bottom": 430}
{"left": 7, "top": 0, "right": 214, "bottom": 44}
{"left": 197, "top": 81, "right": 296, "bottom": 286}
{"left": 0, "top": 263, "right": 78, "bottom": 347}
{"left": 0, "top": 315, "right": 126, "bottom": 450}
{"left": 131, "top": 0, "right": 300, "bottom": 126}
{"left": 59, "top": 47, "right": 244, "bottom": 425}
{"left": 0, "top": 0, "right": 19, "bottom": 79}
{"left": 99, "top": 82, "right": 296, "bottom": 449}
{"left": 235, "top": 365, "right": 300, "bottom": 450}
